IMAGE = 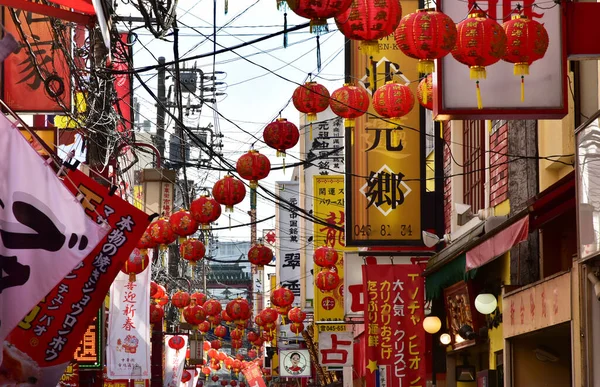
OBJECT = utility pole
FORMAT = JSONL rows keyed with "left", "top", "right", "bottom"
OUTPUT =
{"left": 156, "top": 56, "right": 166, "bottom": 158}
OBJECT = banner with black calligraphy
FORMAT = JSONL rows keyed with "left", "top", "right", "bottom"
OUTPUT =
{"left": 363, "top": 263, "right": 425, "bottom": 387}
{"left": 107, "top": 254, "right": 152, "bottom": 379}
{"left": 276, "top": 181, "right": 301, "bottom": 306}
{"left": 5, "top": 168, "right": 150, "bottom": 384}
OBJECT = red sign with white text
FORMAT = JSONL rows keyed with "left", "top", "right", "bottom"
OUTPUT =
{"left": 242, "top": 362, "right": 267, "bottom": 387}
{"left": 113, "top": 33, "right": 133, "bottom": 137}
{"left": 6, "top": 168, "right": 150, "bottom": 383}
{"left": 363, "top": 264, "right": 426, "bottom": 387}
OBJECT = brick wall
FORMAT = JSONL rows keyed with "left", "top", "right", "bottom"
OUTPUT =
{"left": 443, "top": 121, "right": 452, "bottom": 235}
{"left": 490, "top": 122, "right": 508, "bottom": 207}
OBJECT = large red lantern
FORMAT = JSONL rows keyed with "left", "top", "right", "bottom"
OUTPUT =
{"left": 236, "top": 150, "right": 271, "bottom": 189}
{"left": 395, "top": 9, "right": 458, "bottom": 74}
{"left": 204, "top": 299, "right": 223, "bottom": 317}
{"left": 270, "top": 287, "right": 295, "bottom": 308}
{"left": 136, "top": 229, "right": 156, "bottom": 256}
{"left": 316, "top": 269, "right": 340, "bottom": 292}
{"left": 182, "top": 370, "right": 192, "bottom": 383}
{"left": 335, "top": 0, "right": 402, "bottom": 55}
{"left": 172, "top": 291, "right": 191, "bottom": 310}
{"left": 417, "top": 74, "right": 433, "bottom": 110}
{"left": 226, "top": 299, "right": 251, "bottom": 324}
{"left": 191, "top": 292, "right": 208, "bottom": 306}
{"left": 260, "top": 307, "right": 279, "bottom": 324}
{"left": 452, "top": 10, "right": 507, "bottom": 109}
{"left": 330, "top": 84, "right": 370, "bottom": 127}
{"left": 150, "top": 304, "right": 164, "bottom": 324}
{"left": 290, "top": 322, "right": 305, "bottom": 335}
{"left": 263, "top": 118, "right": 300, "bottom": 157}
{"left": 313, "top": 246, "right": 339, "bottom": 269}
{"left": 169, "top": 210, "right": 199, "bottom": 242}
{"left": 212, "top": 174, "right": 246, "bottom": 212}
{"left": 168, "top": 335, "right": 186, "bottom": 351}
{"left": 121, "top": 248, "right": 149, "bottom": 282}
{"left": 183, "top": 304, "right": 206, "bottom": 328}
{"left": 214, "top": 325, "right": 227, "bottom": 339}
{"left": 247, "top": 244, "right": 274, "bottom": 267}
{"left": 148, "top": 218, "right": 176, "bottom": 249}
{"left": 373, "top": 82, "right": 415, "bottom": 123}
{"left": 211, "top": 339, "right": 222, "bottom": 350}
{"left": 292, "top": 82, "right": 330, "bottom": 122}
{"left": 286, "top": 0, "right": 352, "bottom": 34}
{"left": 190, "top": 195, "right": 222, "bottom": 228}
{"left": 287, "top": 307, "right": 306, "bottom": 323}
{"left": 502, "top": 14, "right": 549, "bottom": 102}
{"left": 180, "top": 239, "right": 206, "bottom": 266}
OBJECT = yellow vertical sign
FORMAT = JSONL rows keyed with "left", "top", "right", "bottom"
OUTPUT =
{"left": 346, "top": 0, "right": 422, "bottom": 246}
{"left": 133, "top": 185, "right": 144, "bottom": 211}
{"left": 313, "top": 175, "right": 347, "bottom": 336}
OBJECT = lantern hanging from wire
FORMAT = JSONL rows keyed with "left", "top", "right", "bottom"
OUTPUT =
{"left": 226, "top": 298, "right": 251, "bottom": 325}
{"left": 183, "top": 304, "right": 206, "bottom": 329}
{"left": 190, "top": 195, "right": 222, "bottom": 229}
{"left": 172, "top": 291, "right": 191, "bottom": 311}
{"left": 232, "top": 359, "right": 243, "bottom": 375}
{"left": 316, "top": 268, "right": 341, "bottom": 292}
{"left": 330, "top": 84, "right": 370, "bottom": 128}
{"left": 150, "top": 304, "right": 164, "bottom": 324}
{"left": 208, "top": 314, "right": 222, "bottom": 326}
{"left": 212, "top": 375, "right": 220, "bottom": 382}
{"left": 150, "top": 281, "right": 160, "bottom": 299}
{"left": 204, "top": 299, "right": 223, "bottom": 318}
{"left": 148, "top": 218, "right": 175, "bottom": 250}
{"left": 236, "top": 150, "right": 271, "bottom": 189}
{"left": 221, "top": 309, "right": 234, "bottom": 324}
{"left": 501, "top": 14, "right": 549, "bottom": 102}
{"left": 263, "top": 118, "right": 300, "bottom": 157}
{"left": 285, "top": 0, "right": 353, "bottom": 34}
{"left": 201, "top": 366, "right": 211, "bottom": 379}
{"left": 230, "top": 328, "right": 244, "bottom": 341}
{"left": 182, "top": 370, "right": 192, "bottom": 383}
{"left": 451, "top": 10, "right": 507, "bottom": 109}
{"left": 121, "top": 248, "right": 149, "bottom": 282}
{"left": 270, "top": 287, "right": 295, "bottom": 308}
{"left": 395, "top": 9, "right": 458, "bottom": 74}
{"left": 276, "top": 305, "right": 292, "bottom": 324}
{"left": 212, "top": 174, "right": 247, "bottom": 212}
{"left": 155, "top": 285, "right": 167, "bottom": 300}
{"left": 191, "top": 292, "right": 208, "bottom": 306}
{"left": 287, "top": 307, "right": 306, "bottom": 324}
{"left": 198, "top": 321, "right": 211, "bottom": 334}
{"left": 292, "top": 82, "right": 330, "bottom": 123}
{"left": 169, "top": 210, "right": 199, "bottom": 242}
{"left": 247, "top": 331, "right": 259, "bottom": 343}
{"left": 254, "top": 314, "right": 266, "bottom": 328}
{"left": 136, "top": 229, "right": 156, "bottom": 257}
{"left": 207, "top": 348, "right": 219, "bottom": 360}
{"left": 180, "top": 239, "right": 206, "bottom": 267}
{"left": 214, "top": 325, "right": 228, "bottom": 340}
{"left": 224, "top": 356, "right": 234, "bottom": 370}
{"left": 247, "top": 243, "right": 274, "bottom": 268}
{"left": 290, "top": 322, "right": 305, "bottom": 335}
{"left": 313, "top": 245, "right": 339, "bottom": 269}
{"left": 247, "top": 349, "right": 257, "bottom": 359}
{"left": 260, "top": 307, "right": 280, "bottom": 326}
{"left": 372, "top": 81, "right": 414, "bottom": 147}
{"left": 335, "top": 0, "right": 403, "bottom": 55}
{"left": 157, "top": 293, "right": 169, "bottom": 307}
{"left": 168, "top": 335, "right": 186, "bottom": 352}
{"left": 210, "top": 339, "right": 222, "bottom": 350}
{"left": 417, "top": 74, "right": 433, "bottom": 110}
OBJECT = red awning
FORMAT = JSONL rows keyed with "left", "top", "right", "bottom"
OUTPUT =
{"left": 0, "top": 0, "right": 96, "bottom": 25}
{"left": 465, "top": 216, "right": 529, "bottom": 271}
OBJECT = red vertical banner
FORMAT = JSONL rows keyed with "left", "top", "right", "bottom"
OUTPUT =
{"left": 113, "top": 33, "right": 133, "bottom": 137}
{"left": 3, "top": 8, "right": 72, "bottom": 112}
{"left": 363, "top": 264, "right": 426, "bottom": 387}
{"left": 242, "top": 362, "right": 267, "bottom": 387}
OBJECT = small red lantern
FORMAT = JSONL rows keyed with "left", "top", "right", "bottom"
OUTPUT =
{"left": 270, "top": 287, "right": 295, "bottom": 308}
{"left": 247, "top": 331, "right": 259, "bottom": 342}
{"left": 330, "top": 84, "right": 370, "bottom": 127}
{"left": 316, "top": 269, "right": 340, "bottom": 292}
{"left": 502, "top": 14, "right": 549, "bottom": 102}
{"left": 207, "top": 348, "right": 219, "bottom": 359}
{"left": 208, "top": 314, "right": 222, "bottom": 326}
{"left": 290, "top": 322, "right": 305, "bottom": 335}
{"left": 172, "top": 291, "right": 191, "bottom": 310}
{"left": 221, "top": 309, "right": 234, "bottom": 324}
{"left": 395, "top": 9, "right": 458, "bottom": 74}
{"left": 247, "top": 349, "right": 257, "bottom": 359}
{"left": 230, "top": 328, "right": 244, "bottom": 341}
{"left": 373, "top": 82, "right": 415, "bottom": 123}
{"left": 226, "top": 299, "right": 251, "bottom": 324}
{"left": 212, "top": 174, "right": 246, "bottom": 212}
{"left": 221, "top": 381, "right": 228, "bottom": 387}
{"left": 203, "top": 341, "right": 211, "bottom": 352}
{"left": 199, "top": 321, "right": 211, "bottom": 334}
{"left": 157, "top": 293, "right": 169, "bottom": 307}
{"left": 252, "top": 337, "right": 264, "bottom": 348}
{"left": 218, "top": 351, "right": 227, "bottom": 362}
{"left": 183, "top": 304, "right": 206, "bottom": 328}
{"left": 168, "top": 335, "right": 186, "bottom": 351}
{"left": 313, "top": 246, "right": 339, "bottom": 269}
{"left": 150, "top": 304, "right": 164, "bottom": 324}
{"left": 150, "top": 281, "right": 160, "bottom": 298}
{"left": 202, "top": 366, "right": 211, "bottom": 378}
{"left": 182, "top": 370, "right": 192, "bottom": 383}
{"left": 254, "top": 314, "right": 266, "bottom": 327}
{"left": 292, "top": 82, "right": 330, "bottom": 122}
{"left": 287, "top": 307, "right": 306, "bottom": 323}
{"left": 190, "top": 195, "right": 222, "bottom": 229}
{"left": 335, "top": 0, "right": 402, "bottom": 55}
{"left": 232, "top": 359, "right": 242, "bottom": 373}
{"left": 121, "top": 248, "right": 149, "bottom": 282}
{"left": 169, "top": 210, "right": 199, "bottom": 242}
{"left": 260, "top": 307, "right": 279, "bottom": 324}
{"left": 204, "top": 299, "right": 223, "bottom": 317}
{"left": 180, "top": 239, "right": 206, "bottom": 266}
{"left": 191, "top": 292, "right": 208, "bottom": 306}
{"left": 214, "top": 325, "right": 227, "bottom": 339}
{"left": 148, "top": 218, "right": 176, "bottom": 250}
{"left": 262, "top": 118, "right": 300, "bottom": 157}
{"left": 262, "top": 331, "right": 273, "bottom": 342}
{"left": 247, "top": 244, "right": 274, "bottom": 267}
{"left": 286, "top": 0, "right": 352, "bottom": 34}
{"left": 136, "top": 229, "right": 156, "bottom": 256}
{"left": 236, "top": 150, "right": 271, "bottom": 189}
{"left": 224, "top": 356, "right": 234, "bottom": 369}
{"left": 231, "top": 381, "right": 238, "bottom": 387}
{"left": 452, "top": 10, "right": 507, "bottom": 109}
{"left": 211, "top": 339, "right": 222, "bottom": 350}
{"left": 231, "top": 339, "right": 243, "bottom": 349}
{"left": 212, "top": 376, "right": 220, "bottom": 382}
{"left": 417, "top": 74, "right": 433, "bottom": 110}
{"left": 155, "top": 285, "right": 166, "bottom": 300}
{"left": 240, "top": 383, "right": 246, "bottom": 387}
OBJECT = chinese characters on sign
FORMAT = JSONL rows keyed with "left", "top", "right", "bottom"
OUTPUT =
{"left": 277, "top": 181, "right": 302, "bottom": 306}
{"left": 161, "top": 182, "right": 174, "bottom": 217}
{"left": 164, "top": 335, "right": 188, "bottom": 387}
{"left": 318, "top": 331, "right": 354, "bottom": 367}
{"left": 242, "top": 361, "right": 268, "bottom": 387}
{"left": 303, "top": 115, "right": 345, "bottom": 176}
{"left": 363, "top": 264, "right": 425, "bottom": 387}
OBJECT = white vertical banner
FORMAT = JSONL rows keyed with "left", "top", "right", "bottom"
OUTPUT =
{"left": 107, "top": 253, "right": 152, "bottom": 379}
{"left": 276, "top": 181, "right": 301, "bottom": 306}
{"left": 192, "top": 368, "right": 200, "bottom": 386}
{"left": 164, "top": 334, "right": 189, "bottom": 387}
{"left": 318, "top": 331, "right": 354, "bottom": 367}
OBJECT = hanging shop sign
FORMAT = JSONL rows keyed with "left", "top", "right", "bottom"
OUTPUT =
{"left": 363, "top": 263, "right": 425, "bottom": 387}
{"left": 73, "top": 310, "right": 102, "bottom": 369}
{"left": 277, "top": 181, "right": 302, "bottom": 306}
{"left": 318, "top": 331, "right": 354, "bottom": 368}
{"left": 443, "top": 281, "right": 482, "bottom": 350}
{"left": 114, "top": 32, "right": 134, "bottom": 137}
{"left": 58, "top": 361, "right": 79, "bottom": 387}
{"left": 279, "top": 349, "right": 311, "bottom": 378}
{"left": 164, "top": 335, "right": 189, "bottom": 387}
{"left": 242, "top": 361, "right": 268, "bottom": 387}
{"left": 302, "top": 112, "right": 345, "bottom": 177}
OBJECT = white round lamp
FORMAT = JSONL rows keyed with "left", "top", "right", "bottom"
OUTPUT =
{"left": 439, "top": 333, "right": 451, "bottom": 345}
{"left": 422, "top": 316, "right": 442, "bottom": 334}
{"left": 475, "top": 293, "right": 498, "bottom": 315}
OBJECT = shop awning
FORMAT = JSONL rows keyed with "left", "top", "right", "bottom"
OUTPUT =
{"left": 0, "top": 0, "right": 96, "bottom": 25}
{"left": 425, "top": 254, "right": 477, "bottom": 300}
{"left": 465, "top": 216, "right": 529, "bottom": 271}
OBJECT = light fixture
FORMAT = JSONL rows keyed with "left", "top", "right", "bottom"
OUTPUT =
{"left": 534, "top": 346, "right": 559, "bottom": 362}
{"left": 458, "top": 324, "right": 477, "bottom": 341}
{"left": 439, "top": 333, "right": 452, "bottom": 345}
{"left": 454, "top": 334, "right": 465, "bottom": 344}
{"left": 456, "top": 365, "right": 476, "bottom": 382}
{"left": 422, "top": 316, "right": 442, "bottom": 334}
{"left": 475, "top": 293, "right": 498, "bottom": 315}
{"left": 422, "top": 231, "right": 451, "bottom": 248}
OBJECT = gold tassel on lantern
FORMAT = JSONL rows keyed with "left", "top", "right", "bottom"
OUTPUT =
{"left": 470, "top": 65, "right": 487, "bottom": 80}
{"left": 307, "top": 113, "right": 317, "bottom": 122}
{"left": 309, "top": 18, "right": 328, "bottom": 34}
{"left": 418, "top": 59, "right": 435, "bottom": 74}
{"left": 476, "top": 81, "right": 483, "bottom": 110}
{"left": 422, "top": 80, "right": 428, "bottom": 106}
{"left": 360, "top": 40, "right": 380, "bottom": 56}
{"left": 309, "top": 122, "right": 313, "bottom": 140}
{"left": 520, "top": 76, "right": 525, "bottom": 102}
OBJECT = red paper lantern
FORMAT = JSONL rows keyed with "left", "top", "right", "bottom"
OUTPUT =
{"left": 254, "top": 314, "right": 266, "bottom": 327}
{"left": 211, "top": 339, "right": 222, "bottom": 350}
{"left": 313, "top": 246, "right": 339, "bottom": 269}
{"left": 155, "top": 285, "right": 166, "bottom": 300}
{"left": 169, "top": 335, "right": 186, "bottom": 351}
{"left": 231, "top": 339, "right": 243, "bottom": 349}
{"left": 335, "top": 0, "right": 402, "bottom": 55}
{"left": 230, "top": 328, "right": 244, "bottom": 341}
{"left": 148, "top": 218, "right": 176, "bottom": 249}
{"left": 395, "top": 9, "right": 458, "bottom": 74}
{"left": 214, "top": 325, "right": 227, "bottom": 339}
{"left": 202, "top": 366, "right": 211, "bottom": 378}
{"left": 226, "top": 299, "right": 251, "bottom": 323}
{"left": 183, "top": 304, "right": 206, "bottom": 328}
{"left": 275, "top": 305, "right": 292, "bottom": 318}
{"left": 240, "top": 383, "right": 246, "bottom": 387}
{"left": 212, "top": 376, "right": 220, "bottom": 382}
{"left": 232, "top": 359, "right": 242, "bottom": 372}
{"left": 172, "top": 291, "right": 191, "bottom": 310}
{"left": 270, "top": 287, "right": 295, "bottom": 307}
{"left": 264, "top": 322, "right": 276, "bottom": 332}
{"left": 330, "top": 84, "right": 370, "bottom": 127}
{"left": 263, "top": 118, "right": 300, "bottom": 157}
{"left": 180, "top": 239, "right": 206, "bottom": 266}
{"left": 286, "top": 0, "right": 352, "bottom": 34}
{"left": 182, "top": 370, "right": 192, "bottom": 383}
{"left": 316, "top": 269, "right": 340, "bottom": 292}
{"left": 199, "top": 321, "right": 211, "bottom": 334}
{"left": 203, "top": 341, "right": 212, "bottom": 351}
{"left": 247, "top": 244, "right": 274, "bottom": 267}
{"left": 373, "top": 82, "right": 415, "bottom": 122}
{"left": 190, "top": 195, "right": 222, "bottom": 229}
{"left": 502, "top": 14, "right": 549, "bottom": 101}
{"left": 287, "top": 307, "right": 306, "bottom": 323}
{"left": 218, "top": 351, "right": 227, "bottom": 362}
{"left": 157, "top": 293, "right": 169, "bottom": 307}
{"left": 262, "top": 331, "right": 273, "bottom": 342}
{"left": 150, "top": 304, "right": 164, "bottom": 324}
{"left": 221, "top": 309, "right": 234, "bottom": 324}
{"left": 212, "top": 174, "right": 246, "bottom": 212}
{"left": 208, "top": 314, "right": 222, "bottom": 326}
{"left": 292, "top": 82, "right": 330, "bottom": 122}
{"left": 290, "top": 322, "right": 305, "bottom": 335}
{"left": 150, "top": 282, "right": 160, "bottom": 298}
{"left": 236, "top": 150, "right": 271, "bottom": 189}
{"left": 252, "top": 337, "right": 264, "bottom": 348}
{"left": 169, "top": 210, "right": 199, "bottom": 241}
{"left": 231, "top": 381, "right": 238, "bottom": 387}
{"left": 417, "top": 74, "right": 433, "bottom": 110}
{"left": 136, "top": 229, "right": 156, "bottom": 256}
{"left": 191, "top": 292, "right": 208, "bottom": 306}
{"left": 121, "top": 248, "right": 149, "bottom": 282}
{"left": 260, "top": 307, "right": 279, "bottom": 324}
{"left": 204, "top": 299, "right": 223, "bottom": 316}
{"left": 247, "top": 349, "right": 257, "bottom": 359}
{"left": 247, "top": 331, "right": 259, "bottom": 343}
{"left": 221, "top": 381, "right": 228, "bottom": 387}
{"left": 207, "top": 348, "right": 219, "bottom": 360}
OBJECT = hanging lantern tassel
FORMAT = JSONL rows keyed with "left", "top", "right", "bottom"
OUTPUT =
{"left": 476, "top": 81, "right": 483, "bottom": 110}
{"left": 225, "top": 0, "right": 228, "bottom": 14}
{"left": 422, "top": 80, "right": 428, "bottom": 106}
{"left": 282, "top": 157, "right": 286, "bottom": 174}
{"left": 309, "top": 18, "right": 328, "bottom": 35}
{"left": 391, "top": 129, "right": 401, "bottom": 148}
{"left": 360, "top": 40, "right": 379, "bottom": 56}
{"left": 283, "top": 13, "right": 288, "bottom": 48}
{"left": 418, "top": 59, "right": 435, "bottom": 75}
{"left": 229, "top": 214, "right": 232, "bottom": 230}
{"left": 309, "top": 122, "right": 313, "bottom": 140}
{"left": 520, "top": 76, "right": 525, "bottom": 102}
{"left": 316, "top": 35, "right": 322, "bottom": 72}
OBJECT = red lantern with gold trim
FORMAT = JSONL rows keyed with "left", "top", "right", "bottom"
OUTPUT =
{"left": 287, "top": 307, "right": 306, "bottom": 324}
{"left": 154, "top": 284, "right": 166, "bottom": 300}
{"left": 373, "top": 82, "right": 415, "bottom": 123}
{"left": 231, "top": 339, "right": 243, "bottom": 350}
{"left": 168, "top": 335, "right": 186, "bottom": 351}
{"left": 226, "top": 299, "right": 251, "bottom": 324}
{"left": 150, "top": 304, "right": 164, "bottom": 324}
{"left": 172, "top": 291, "right": 191, "bottom": 311}
{"left": 276, "top": 305, "right": 292, "bottom": 324}
{"left": 202, "top": 366, "right": 211, "bottom": 379}
{"left": 208, "top": 314, "right": 222, "bottom": 326}
{"left": 180, "top": 239, "right": 206, "bottom": 267}
{"left": 315, "top": 269, "right": 340, "bottom": 292}
{"left": 247, "top": 349, "right": 257, "bottom": 359}
{"left": 150, "top": 281, "right": 160, "bottom": 298}
{"left": 136, "top": 229, "right": 156, "bottom": 256}
{"left": 204, "top": 299, "right": 223, "bottom": 317}
{"left": 335, "top": 0, "right": 403, "bottom": 55}
{"left": 290, "top": 322, "right": 305, "bottom": 335}
{"left": 313, "top": 246, "right": 339, "bottom": 269}
{"left": 286, "top": 0, "right": 352, "bottom": 34}
{"left": 199, "top": 321, "right": 211, "bottom": 334}
{"left": 191, "top": 292, "right": 208, "bottom": 306}
{"left": 224, "top": 356, "right": 234, "bottom": 370}
{"left": 254, "top": 314, "right": 266, "bottom": 328}
{"left": 149, "top": 218, "right": 176, "bottom": 249}
{"left": 212, "top": 375, "right": 220, "bottom": 382}
{"left": 222, "top": 309, "right": 234, "bottom": 324}
{"left": 182, "top": 370, "right": 192, "bottom": 383}
{"left": 292, "top": 82, "right": 330, "bottom": 122}
{"left": 214, "top": 325, "right": 227, "bottom": 339}
{"left": 270, "top": 287, "right": 295, "bottom": 308}
{"left": 330, "top": 84, "right": 370, "bottom": 127}
{"left": 183, "top": 304, "right": 206, "bottom": 328}
{"left": 230, "top": 328, "right": 244, "bottom": 341}
{"left": 157, "top": 294, "right": 169, "bottom": 307}
{"left": 190, "top": 195, "right": 222, "bottom": 229}
{"left": 212, "top": 175, "right": 246, "bottom": 212}
{"left": 211, "top": 339, "right": 222, "bottom": 350}
{"left": 260, "top": 307, "right": 279, "bottom": 324}
{"left": 247, "top": 244, "right": 274, "bottom": 268}
{"left": 502, "top": 14, "right": 549, "bottom": 102}
{"left": 121, "top": 248, "right": 149, "bottom": 282}
{"left": 395, "top": 9, "right": 458, "bottom": 74}
{"left": 263, "top": 118, "right": 300, "bottom": 157}
{"left": 169, "top": 210, "right": 199, "bottom": 242}
{"left": 236, "top": 150, "right": 271, "bottom": 189}
{"left": 417, "top": 74, "right": 433, "bottom": 110}
{"left": 207, "top": 348, "right": 219, "bottom": 360}
{"left": 247, "top": 331, "right": 259, "bottom": 343}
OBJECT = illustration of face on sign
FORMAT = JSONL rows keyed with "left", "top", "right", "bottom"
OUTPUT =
{"left": 0, "top": 115, "right": 108, "bottom": 366}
